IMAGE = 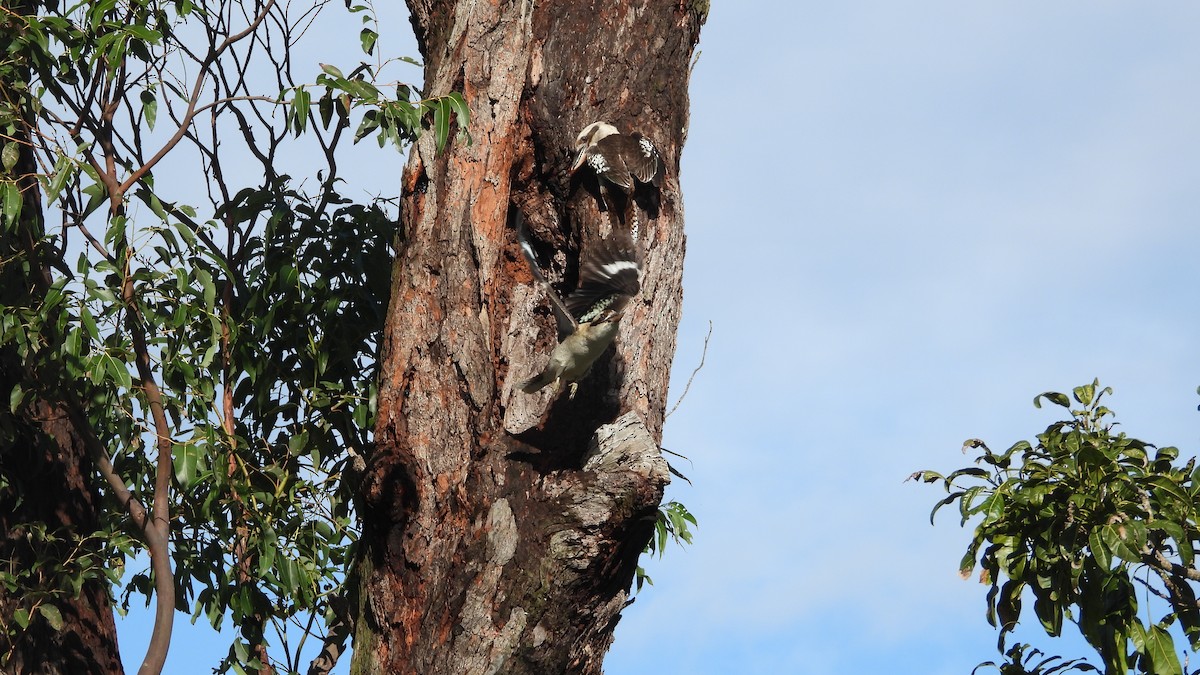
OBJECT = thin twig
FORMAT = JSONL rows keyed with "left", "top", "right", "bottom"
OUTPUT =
{"left": 666, "top": 320, "right": 712, "bottom": 419}
{"left": 117, "top": 0, "right": 278, "bottom": 195}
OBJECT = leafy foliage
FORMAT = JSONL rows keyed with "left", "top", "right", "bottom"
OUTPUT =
{"left": 635, "top": 500, "right": 697, "bottom": 592}
{"left": 916, "top": 381, "right": 1200, "bottom": 675}
{"left": 972, "top": 643, "right": 1097, "bottom": 674}
{"left": 293, "top": 64, "right": 469, "bottom": 152}
{"left": 1, "top": 0, "right": 468, "bottom": 671}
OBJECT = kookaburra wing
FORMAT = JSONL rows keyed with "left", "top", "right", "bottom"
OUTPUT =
{"left": 570, "top": 121, "right": 664, "bottom": 193}
{"left": 518, "top": 225, "right": 642, "bottom": 395}
{"left": 570, "top": 122, "right": 664, "bottom": 242}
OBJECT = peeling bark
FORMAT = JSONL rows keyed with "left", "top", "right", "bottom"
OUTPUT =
{"left": 356, "top": 1, "right": 702, "bottom": 673}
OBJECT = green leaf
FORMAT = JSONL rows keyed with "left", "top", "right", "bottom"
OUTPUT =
{"left": 1073, "top": 382, "right": 1095, "bottom": 406}
{"left": 126, "top": 25, "right": 161, "bottom": 43}
{"left": 319, "top": 63, "right": 344, "bottom": 79}
{"left": 9, "top": 383, "right": 24, "bottom": 414}
{"left": 140, "top": 90, "right": 157, "bottom": 131}
{"left": 947, "top": 467, "right": 989, "bottom": 481}
{"left": 199, "top": 341, "right": 219, "bottom": 369}
{"left": 958, "top": 547, "right": 977, "bottom": 578}
{"left": 172, "top": 219, "right": 197, "bottom": 248}
{"left": 258, "top": 526, "right": 278, "bottom": 577}
{"left": 359, "top": 27, "right": 378, "bottom": 55}
{"left": 1101, "top": 523, "right": 1141, "bottom": 563}
{"left": 172, "top": 443, "right": 202, "bottom": 488}
{"left": 1143, "top": 624, "right": 1182, "bottom": 675}
{"left": 292, "top": 86, "right": 310, "bottom": 134}
{"left": 104, "top": 355, "right": 133, "bottom": 390}
{"left": 996, "top": 579, "right": 1023, "bottom": 631}
{"left": 195, "top": 267, "right": 216, "bottom": 311}
{"left": 12, "top": 607, "right": 29, "bottom": 629}
{"left": 929, "top": 490, "right": 963, "bottom": 525}
{"left": 342, "top": 79, "right": 381, "bottom": 101}
{"left": 1032, "top": 591, "right": 1062, "bottom": 636}
{"left": 104, "top": 214, "right": 126, "bottom": 249}
{"left": 1088, "top": 528, "right": 1111, "bottom": 570}
{"left": 1, "top": 141, "right": 18, "bottom": 173}
{"left": 434, "top": 96, "right": 451, "bottom": 152}
{"left": 63, "top": 328, "right": 82, "bottom": 363}
{"left": 2, "top": 181, "right": 21, "bottom": 225}
{"left": 446, "top": 92, "right": 470, "bottom": 144}
{"left": 1033, "top": 391, "right": 1070, "bottom": 409}
{"left": 80, "top": 182, "right": 106, "bottom": 217}
{"left": 318, "top": 94, "right": 334, "bottom": 129}
{"left": 37, "top": 604, "right": 63, "bottom": 631}
{"left": 277, "top": 557, "right": 298, "bottom": 592}
{"left": 79, "top": 304, "right": 99, "bottom": 340}
{"left": 1145, "top": 476, "right": 1190, "bottom": 509}
{"left": 287, "top": 431, "right": 309, "bottom": 457}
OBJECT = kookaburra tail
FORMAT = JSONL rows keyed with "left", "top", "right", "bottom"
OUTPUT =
{"left": 570, "top": 121, "right": 664, "bottom": 242}
{"left": 518, "top": 220, "right": 642, "bottom": 396}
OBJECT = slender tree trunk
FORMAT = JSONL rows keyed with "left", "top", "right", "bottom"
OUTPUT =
{"left": 0, "top": 32, "right": 125, "bottom": 670}
{"left": 355, "top": 1, "right": 703, "bottom": 673}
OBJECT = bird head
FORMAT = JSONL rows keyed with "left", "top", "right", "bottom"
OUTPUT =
{"left": 570, "top": 121, "right": 620, "bottom": 174}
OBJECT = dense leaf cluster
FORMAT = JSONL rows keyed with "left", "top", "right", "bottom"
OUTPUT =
{"left": 1, "top": 0, "right": 452, "bottom": 670}
{"left": 918, "top": 382, "right": 1200, "bottom": 675}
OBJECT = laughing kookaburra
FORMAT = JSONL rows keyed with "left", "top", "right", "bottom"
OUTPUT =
{"left": 570, "top": 121, "right": 664, "bottom": 241}
{"left": 518, "top": 225, "right": 642, "bottom": 397}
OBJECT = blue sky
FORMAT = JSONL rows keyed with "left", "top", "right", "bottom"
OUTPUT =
{"left": 115, "top": 2, "right": 1200, "bottom": 673}
{"left": 605, "top": 3, "right": 1200, "bottom": 674}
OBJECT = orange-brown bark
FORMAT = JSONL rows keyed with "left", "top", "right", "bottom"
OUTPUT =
{"left": 357, "top": 2, "right": 702, "bottom": 673}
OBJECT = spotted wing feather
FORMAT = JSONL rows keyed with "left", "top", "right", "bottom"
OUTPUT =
{"left": 516, "top": 213, "right": 577, "bottom": 338}
{"left": 588, "top": 137, "right": 635, "bottom": 192}
{"left": 565, "top": 235, "right": 642, "bottom": 322}
{"left": 627, "top": 133, "right": 664, "bottom": 187}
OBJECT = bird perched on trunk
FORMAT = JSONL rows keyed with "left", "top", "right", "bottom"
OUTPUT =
{"left": 570, "top": 121, "right": 664, "bottom": 241}
{"left": 518, "top": 220, "right": 642, "bottom": 398}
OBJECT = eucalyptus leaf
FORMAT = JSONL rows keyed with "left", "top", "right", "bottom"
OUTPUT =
{"left": 37, "top": 604, "right": 63, "bottom": 631}
{"left": 1, "top": 141, "right": 18, "bottom": 173}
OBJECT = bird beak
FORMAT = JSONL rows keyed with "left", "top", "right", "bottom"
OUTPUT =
{"left": 569, "top": 148, "right": 587, "bottom": 175}
{"left": 597, "top": 308, "right": 624, "bottom": 324}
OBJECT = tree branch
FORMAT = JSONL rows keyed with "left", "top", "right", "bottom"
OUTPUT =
{"left": 304, "top": 591, "right": 353, "bottom": 675}
{"left": 119, "top": 265, "right": 178, "bottom": 675}
{"left": 1143, "top": 548, "right": 1200, "bottom": 583}
{"left": 117, "top": 0, "right": 277, "bottom": 195}
{"left": 666, "top": 320, "right": 712, "bottom": 419}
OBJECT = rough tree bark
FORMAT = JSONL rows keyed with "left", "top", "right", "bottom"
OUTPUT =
{"left": 0, "top": 29, "right": 124, "bottom": 670}
{"left": 355, "top": 1, "right": 703, "bottom": 673}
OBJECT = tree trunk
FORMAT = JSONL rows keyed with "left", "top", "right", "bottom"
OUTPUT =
{"left": 0, "top": 397, "right": 125, "bottom": 675}
{"left": 0, "top": 42, "right": 125, "bottom": 671}
{"left": 354, "top": 1, "right": 703, "bottom": 673}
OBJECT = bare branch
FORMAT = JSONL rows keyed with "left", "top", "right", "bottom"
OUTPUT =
{"left": 1143, "top": 548, "right": 1200, "bottom": 583}
{"left": 192, "top": 94, "right": 280, "bottom": 118}
{"left": 117, "top": 0, "right": 278, "bottom": 195}
{"left": 666, "top": 320, "right": 712, "bottom": 419}
{"left": 305, "top": 612, "right": 351, "bottom": 675}
{"left": 120, "top": 267, "right": 178, "bottom": 675}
